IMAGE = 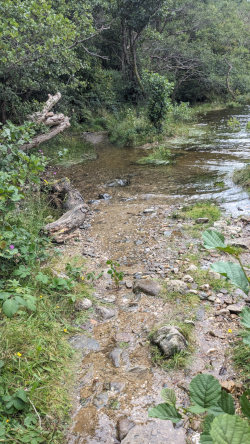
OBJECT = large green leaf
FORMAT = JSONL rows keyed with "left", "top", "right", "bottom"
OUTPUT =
{"left": 219, "top": 390, "right": 235, "bottom": 415}
{"left": 210, "top": 414, "right": 250, "bottom": 444}
{"left": 189, "top": 374, "right": 221, "bottom": 408}
{"left": 240, "top": 308, "right": 250, "bottom": 329}
{"left": 211, "top": 261, "right": 249, "bottom": 295}
{"left": 200, "top": 414, "right": 215, "bottom": 444}
{"left": 148, "top": 403, "right": 182, "bottom": 423}
{"left": 240, "top": 391, "right": 250, "bottom": 420}
{"left": 2, "top": 299, "right": 19, "bottom": 317}
{"left": 161, "top": 388, "right": 176, "bottom": 407}
{"left": 202, "top": 230, "right": 226, "bottom": 249}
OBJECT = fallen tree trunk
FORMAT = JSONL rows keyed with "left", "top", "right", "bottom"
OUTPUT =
{"left": 46, "top": 177, "right": 84, "bottom": 211}
{"left": 43, "top": 203, "right": 88, "bottom": 243}
{"left": 21, "top": 92, "right": 70, "bottom": 151}
{"left": 42, "top": 177, "right": 88, "bottom": 243}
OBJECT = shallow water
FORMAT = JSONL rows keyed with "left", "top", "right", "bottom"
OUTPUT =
{"left": 62, "top": 106, "right": 250, "bottom": 216}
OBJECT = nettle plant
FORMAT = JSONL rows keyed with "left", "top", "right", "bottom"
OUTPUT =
{"left": 149, "top": 374, "right": 250, "bottom": 443}
{"left": 202, "top": 229, "right": 249, "bottom": 295}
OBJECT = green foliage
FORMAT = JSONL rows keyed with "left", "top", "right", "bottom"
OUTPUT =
{"left": 227, "top": 118, "right": 241, "bottom": 131}
{"left": 181, "top": 202, "right": 221, "bottom": 223}
{"left": 233, "top": 165, "right": 250, "bottom": 194}
{"left": 210, "top": 414, "right": 250, "bottom": 444}
{"left": 137, "top": 144, "right": 172, "bottom": 165}
{"left": 106, "top": 260, "right": 124, "bottom": 288}
{"left": 143, "top": 71, "right": 173, "bottom": 130}
{"left": 202, "top": 229, "right": 249, "bottom": 294}
{"left": 148, "top": 374, "right": 250, "bottom": 443}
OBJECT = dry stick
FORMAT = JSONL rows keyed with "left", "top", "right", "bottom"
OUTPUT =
{"left": 28, "top": 397, "right": 42, "bottom": 428}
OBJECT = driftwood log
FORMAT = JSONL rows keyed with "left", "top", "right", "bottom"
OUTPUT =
{"left": 43, "top": 178, "right": 88, "bottom": 243}
{"left": 21, "top": 92, "right": 70, "bottom": 151}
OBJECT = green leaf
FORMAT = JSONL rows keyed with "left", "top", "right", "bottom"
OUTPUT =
{"left": 240, "top": 391, "right": 250, "bottom": 419}
{"left": 2, "top": 299, "right": 19, "bottom": 317}
{"left": 13, "top": 398, "right": 25, "bottom": 410}
{"left": 211, "top": 262, "right": 249, "bottom": 295}
{"left": 218, "top": 390, "right": 235, "bottom": 415}
{"left": 188, "top": 405, "right": 207, "bottom": 414}
{"left": 148, "top": 403, "right": 182, "bottom": 423}
{"left": 189, "top": 374, "right": 221, "bottom": 408}
{"left": 210, "top": 414, "right": 250, "bottom": 444}
{"left": 35, "top": 272, "right": 49, "bottom": 284}
{"left": 242, "top": 335, "right": 250, "bottom": 346}
{"left": 200, "top": 432, "right": 214, "bottom": 444}
{"left": 202, "top": 230, "right": 226, "bottom": 249}
{"left": 16, "top": 389, "right": 28, "bottom": 403}
{"left": 161, "top": 388, "right": 176, "bottom": 406}
{"left": 240, "top": 308, "right": 250, "bottom": 329}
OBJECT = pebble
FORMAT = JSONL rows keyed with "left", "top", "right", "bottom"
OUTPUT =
{"left": 75, "top": 298, "right": 93, "bottom": 310}
{"left": 109, "top": 348, "right": 122, "bottom": 368}
{"left": 227, "top": 303, "right": 245, "bottom": 314}
{"left": 183, "top": 274, "right": 194, "bottom": 283}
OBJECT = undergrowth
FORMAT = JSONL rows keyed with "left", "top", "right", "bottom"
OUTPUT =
{"left": 233, "top": 164, "right": 250, "bottom": 194}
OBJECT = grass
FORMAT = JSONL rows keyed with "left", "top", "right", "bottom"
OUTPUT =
{"left": 0, "top": 192, "right": 92, "bottom": 442}
{"left": 179, "top": 202, "right": 221, "bottom": 222}
{"left": 233, "top": 341, "right": 250, "bottom": 382}
{"left": 233, "top": 164, "right": 250, "bottom": 194}
{"left": 136, "top": 144, "right": 173, "bottom": 166}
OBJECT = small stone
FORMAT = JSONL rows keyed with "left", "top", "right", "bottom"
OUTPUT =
{"left": 227, "top": 303, "right": 245, "bottom": 314}
{"left": 200, "top": 284, "right": 210, "bottom": 291}
{"left": 109, "top": 348, "right": 122, "bottom": 368}
{"left": 189, "top": 289, "right": 198, "bottom": 295}
{"left": 117, "top": 417, "right": 135, "bottom": 441}
{"left": 75, "top": 298, "right": 92, "bottom": 311}
{"left": 199, "top": 292, "right": 209, "bottom": 300}
{"left": 214, "top": 308, "right": 229, "bottom": 316}
{"left": 151, "top": 325, "right": 187, "bottom": 358}
{"left": 196, "top": 307, "right": 205, "bottom": 321}
{"left": 195, "top": 218, "right": 209, "bottom": 224}
{"left": 208, "top": 295, "right": 216, "bottom": 302}
{"left": 143, "top": 208, "right": 155, "bottom": 214}
{"left": 96, "top": 306, "right": 116, "bottom": 319}
{"left": 93, "top": 392, "right": 109, "bottom": 409}
{"left": 220, "top": 288, "right": 228, "bottom": 294}
{"left": 183, "top": 274, "right": 194, "bottom": 283}
{"left": 110, "top": 382, "right": 125, "bottom": 393}
{"left": 133, "top": 279, "right": 161, "bottom": 296}
{"left": 206, "top": 348, "right": 218, "bottom": 355}
{"left": 187, "top": 264, "right": 198, "bottom": 272}
{"left": 125, "top": 280, "right": 133, "bottom": 289}
{"left": 98, "top": 193, "right": 111, "bottom": 200}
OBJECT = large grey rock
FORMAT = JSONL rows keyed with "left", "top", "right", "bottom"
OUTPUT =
{"left": 121, "top": 419, "right": 186, "bottom": 444}
{"left": 227, "top": 303, "right": 245, "bottom": 314}
{"left": 69, "top": 334, "right": 100, "bottom": 355}
{"left": 96, "top": 306, "right": 116, "bottom": 319}
{"left": 151, "top": 325, "right": 187, "bottom": 358}
{"left": 166, "top": 280, "right": 188, "bottom": 294}
{"left": 133, "top": 279, "right": 161, "bottom": 296}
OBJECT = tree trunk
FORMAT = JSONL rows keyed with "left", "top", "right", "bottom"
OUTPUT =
{"left": 43, "top": 203, "right": 88, "bottom": 243}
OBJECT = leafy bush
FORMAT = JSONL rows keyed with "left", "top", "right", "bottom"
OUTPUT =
{"left": 136, "top": 144, "right": 173, "bottom": 165}
{"left": 149, "top": 373, "right": 250, "bottom": 443}
{"left": 143, "top": 71, "right": 173, "bottom": 130}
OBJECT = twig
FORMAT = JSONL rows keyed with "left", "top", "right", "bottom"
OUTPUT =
{"left": 28, "top": 397, "right": 42, "bottom": 428}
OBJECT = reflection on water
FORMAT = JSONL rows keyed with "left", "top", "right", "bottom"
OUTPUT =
{"left": 61, "top": 106, "right": 250, "bottom": 216}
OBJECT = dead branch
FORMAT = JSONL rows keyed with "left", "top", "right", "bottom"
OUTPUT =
{"left": 21, "top": 92, "right": 70, "bottom": 151}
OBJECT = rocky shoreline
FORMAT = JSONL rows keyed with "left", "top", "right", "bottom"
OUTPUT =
{"left": 52, "top": 186, "right": 250, "bottom": 444}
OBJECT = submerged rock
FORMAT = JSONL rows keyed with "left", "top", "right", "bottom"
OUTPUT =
{"left": 107, "top": 178, "right": 130, "bottom": 187}
{"left": 121, "top": 419, "right": 186, "bottom": 444}
{"left": 133, "top": 279, "right": 161, "bottom": 296}
{"left": 151, "top": 325, "right": 187, "bottom": 358}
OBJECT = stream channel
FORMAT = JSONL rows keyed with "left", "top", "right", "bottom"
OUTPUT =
{"left": 61, "top": 106, "right": 250, "bottom": 444}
